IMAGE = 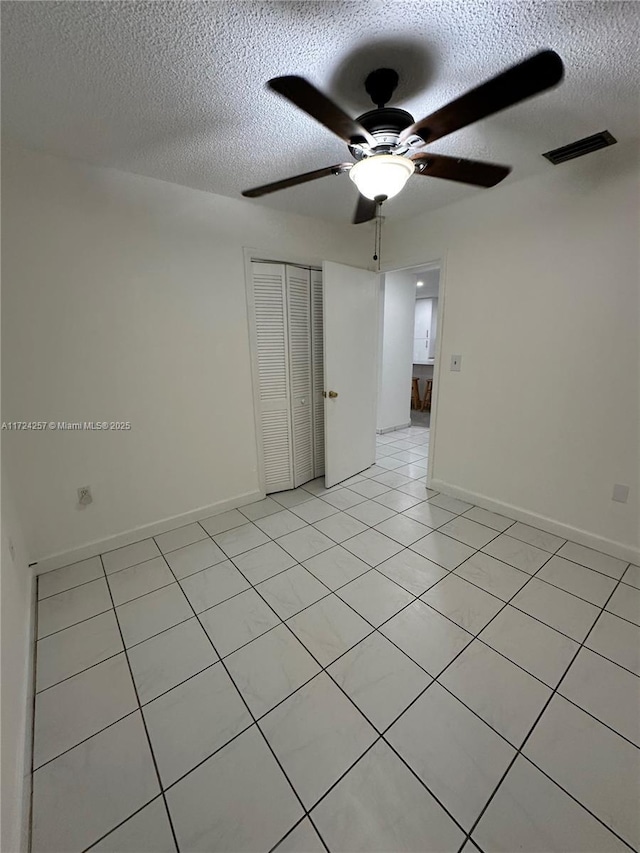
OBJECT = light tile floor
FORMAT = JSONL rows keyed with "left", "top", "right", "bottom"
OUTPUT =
{"left": 31, "top": 426, "right": 640, "bottom": 852}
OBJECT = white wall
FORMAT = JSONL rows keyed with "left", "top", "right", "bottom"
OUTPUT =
{"left": 377, "top": 270, "right": 416, "bottom": 431}
{"left": 1, "top": 148, "right": 370, "bottom": 565}
{"left": 1, "top": 470, "right": 35, "bottom": 853}
{"left": 385, "top": 146, "right": 640, "bottom": 557}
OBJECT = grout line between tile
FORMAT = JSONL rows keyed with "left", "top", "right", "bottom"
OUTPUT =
{"left": 371, "top": 565, "right": 554, "bottom": 740}
{"left": 582, "top": 644, "right": 640, "bottom": 680}
{"left": 99, "top": 555, "right": 182, "bottom": 853}
{"left": 109, "top": 578, "right": 178, "bottom": 608}
{"left": 459, "top": 572, "right": 636, "bottom": 853}
{"left": 36, "top": 572, "right": 109, "bottom": 601}
{"left": 36, "top": 605, "right": 114, "bottom": 642}
{"left": 595, "top": 608, "right": 639, "bottom": 630}
{"left": 155, "top": 547, "right": 334, "bottom": 853}
{"left": 35, "top": 648, "right": 124, "bottom": 696}
{"left": 229, "top": 556, "right": 474, "bottom": 842}
{"left": 32, "top": 705, "right": 139, "bottom": 773}
{"left": 266, "top": 814, "right": 323, "bottom": 853}
{"left": 80, "top": 793, "right": 170, "bottom": 853}
{"left": 552, "top": 691, "right": 640, "bottom": 751}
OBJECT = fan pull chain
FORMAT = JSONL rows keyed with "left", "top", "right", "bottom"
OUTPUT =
{"left": 372, "top": 200, "right": 383, "bottom": 271}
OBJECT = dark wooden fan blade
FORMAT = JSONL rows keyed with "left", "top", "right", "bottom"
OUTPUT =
{"left": 400, "top": 50, "right": 564, "bottom": 144}
{"left": 353, "top": 194, "right": 377, "bottom": 224}
{"left": 411, "top": 153, "right": 511, "bottom": 187}
{"left": 269, "top": 76, "right": 377, "bottom": 147}
{"left": 242, "top": 163, "right": 350, "bottom": 198}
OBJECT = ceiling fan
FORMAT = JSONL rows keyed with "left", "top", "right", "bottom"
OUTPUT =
{"left": 242, "top": 50, "right": 564, "bottom": 223}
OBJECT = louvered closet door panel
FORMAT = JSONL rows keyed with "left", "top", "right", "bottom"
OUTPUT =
{"left": 252, "top": 262, "right": 294, "bottom": 492}
{"left": 310, "top": 269, "right": 325, "bottom": 477}
{"left": 286, "top": 266, "right": 314, "bottom": 488}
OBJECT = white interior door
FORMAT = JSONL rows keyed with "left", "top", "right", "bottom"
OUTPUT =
{"left": 323, "top": 260, "right": 379, "bottom": 487}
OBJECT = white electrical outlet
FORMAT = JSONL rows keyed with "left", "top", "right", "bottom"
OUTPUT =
{"left": 450, "top": 354, "right": 462, "bottom": 372}
{"left": 77, "top": 485, "right": 93, "bottom": 506}
{"left": 612, "top": 484, "right": 629, "bottom": 503}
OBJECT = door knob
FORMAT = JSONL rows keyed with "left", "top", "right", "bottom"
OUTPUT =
{"left": 328, "top": 390, "right": 338, "bottom": 398}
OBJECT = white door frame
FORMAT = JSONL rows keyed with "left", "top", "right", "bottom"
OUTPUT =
{"left": 242, "top": 247, "right": 325, "bottom": 497}
{"left": 379, "top": 254, "right": 447, "bottom": 489}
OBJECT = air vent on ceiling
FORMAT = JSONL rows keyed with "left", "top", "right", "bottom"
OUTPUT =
{"left": 542, "top": 131, "right": 617, "bottom": 165}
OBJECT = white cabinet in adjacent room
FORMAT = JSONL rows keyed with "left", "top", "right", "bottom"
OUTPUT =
{"left": 413, "top": 298, "right": 432, "bottom": 363}
{"left": 413, "top": 296, "right": 438, "bottom": 363}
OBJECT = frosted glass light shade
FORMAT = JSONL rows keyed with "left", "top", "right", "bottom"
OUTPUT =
{"left": 349, "top": 154, "right": 415, "bottom": 200}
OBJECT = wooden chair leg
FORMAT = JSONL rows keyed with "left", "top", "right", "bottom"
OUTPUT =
{"left": 421, "top": 379, "right": 432, "bottom": 411}
{"left": 411, "top": 377, "right": 421, "bottom": 410}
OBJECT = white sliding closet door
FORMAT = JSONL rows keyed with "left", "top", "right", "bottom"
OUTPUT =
{"left": 285, "top": 266, "right": 314, "bottom": 488}
{"left": 252, "top": 262, "right": 294, "bottom": 492}
{"left": 310, "top": 268, "right": 325, "bottom": 478}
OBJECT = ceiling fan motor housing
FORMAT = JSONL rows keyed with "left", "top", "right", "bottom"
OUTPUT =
{"left": 349, "top": 107, "right": 415, "bottom": 158}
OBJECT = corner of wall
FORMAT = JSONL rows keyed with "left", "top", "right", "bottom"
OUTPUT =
{"left": 1, "top": 471, "right": 36, "bottom": 853}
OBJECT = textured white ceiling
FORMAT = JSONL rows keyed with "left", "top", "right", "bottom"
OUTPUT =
{"left": 2, "top": 1, "right": 638, "bottom": 223}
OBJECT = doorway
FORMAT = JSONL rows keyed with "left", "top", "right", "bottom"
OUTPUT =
{"left": 377, "top": 261, "right": 443, "bottom": 484}
{"left": 411, "top": 266, "right": 440, "bottom": 428}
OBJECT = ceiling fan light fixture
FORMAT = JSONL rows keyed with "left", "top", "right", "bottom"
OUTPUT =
{"left": 348, "top": 154, "right": 414, "bottom": 201}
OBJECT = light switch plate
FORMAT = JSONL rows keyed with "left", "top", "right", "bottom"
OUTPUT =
{"left": 450, "top": 354, "right": 462, "bottom": 372}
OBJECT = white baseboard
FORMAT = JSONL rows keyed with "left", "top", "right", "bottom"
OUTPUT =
{"left": 34, "top": 490, "right": 264, "bottom": 575}
{"left": 430, "top": 479, "right": 640, "bottom": 565}
{"left": 377, "top": 422, "right": 412, "bottom": 434}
